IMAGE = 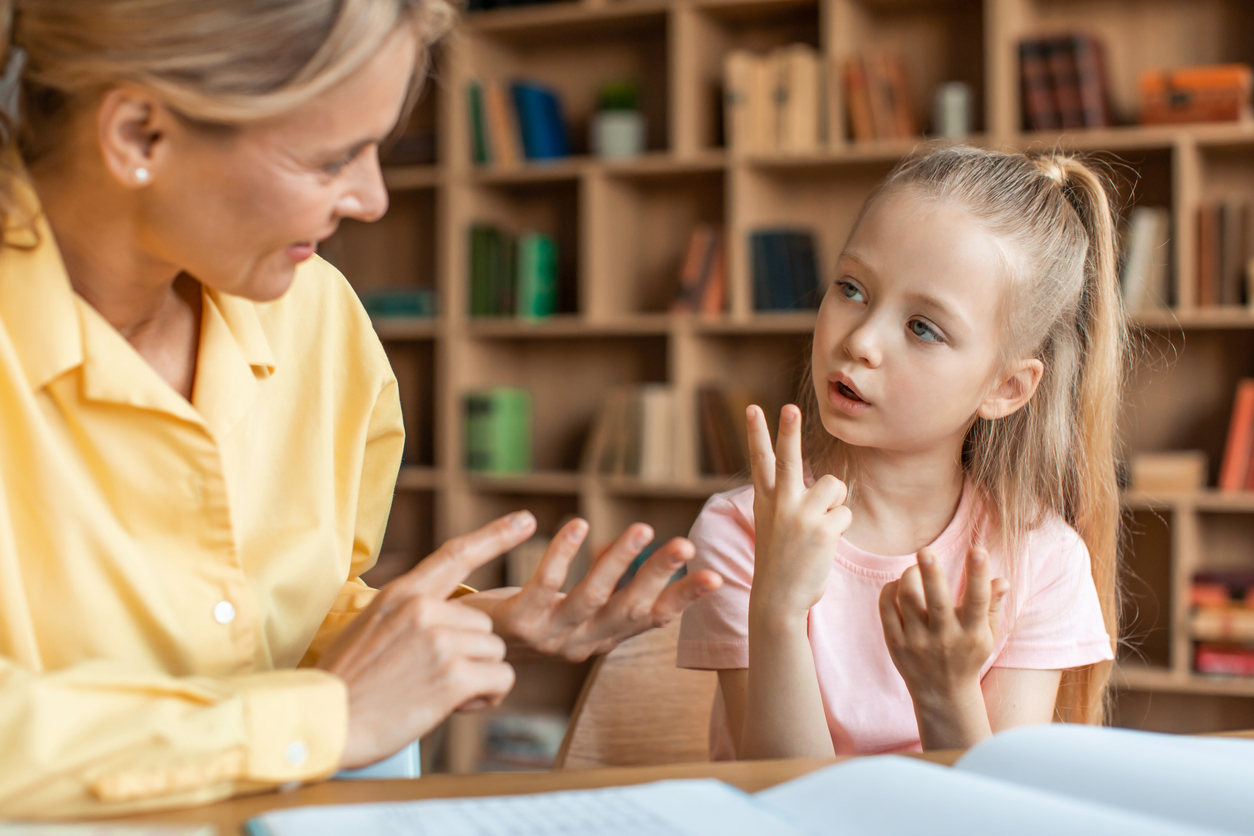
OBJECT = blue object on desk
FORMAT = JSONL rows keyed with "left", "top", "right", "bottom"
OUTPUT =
{"left": 335, "top": 740, "right": 421, "bottom": 780}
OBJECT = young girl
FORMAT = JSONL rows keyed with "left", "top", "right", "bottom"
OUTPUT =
{"left": 678, "top": 145, "right": 1123, "bottom": 758}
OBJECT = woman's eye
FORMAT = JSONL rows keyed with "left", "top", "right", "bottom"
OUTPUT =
{"left": 837, "top": 280, "right": 865, "bottom": 302}
{"left": 909, "top": 319, "right": 942, "bottom": 342}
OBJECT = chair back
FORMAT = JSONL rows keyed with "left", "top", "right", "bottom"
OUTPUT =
{"left": 555, "top": 618, "right": 718, "bottom": 770}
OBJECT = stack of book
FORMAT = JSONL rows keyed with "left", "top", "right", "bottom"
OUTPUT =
{"left": 1140, "top": 64, "right": 1253, "bottom": 125}
{"left": 465, "top": 387, "right": 532, "bottom": 475}
{"left": 468, "top": 80, "right": 569, "bottom": 167}
{"left": 1194, "top": 201, "right": 1253, "bottom": 308}
{"left": 469, "top": 225, "right": 559, "bottom": 319}
{"left": 1191, "top": 570, "right": 1254, "bottom": 677}
{"left": 724, "top": 44, "right": 824, "bottom": 154}
{"left": 1119, "top": 206, "right": 1171, "bottom": 312}
{"left": 1127, "top": 450, "right": 1207, "bottom": 494}
{"left": 671, "top": 225, "right": 726, "bottom": 315}
{"left": 843, "top": 48, "right": 917, "bottom": 141}
{"left": 697, "top": 386, "right": 758, "bottom": 477}
{"left": 582, "top": 384, "right": 676, "bottom": 483}
{"left": 357, "top": 287, "right": 439, "bottom": 319}
{"left": 480, "top": 712, "right": 569, "bottom": 772}
{"left": 750, "top": 229, "right": 822, "bottom": 311}
{"left": 1019, "top": 33, "right": 1113, "bottom": 131}
{"left": 1219, "top": 378, "right": 1254, "bottom": 492}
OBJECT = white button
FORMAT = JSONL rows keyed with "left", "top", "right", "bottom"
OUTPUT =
{"left": 285, "top": 740, "right": 309, "bottom": 767}
{"left": 212, "top": 600, "right": 236, "bottom": 624}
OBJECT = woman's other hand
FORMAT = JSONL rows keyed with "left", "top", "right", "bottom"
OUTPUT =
{"left": 746, "top": 404, "right": 852, "bottom": 627}
{"left": 317, "top": 511, "right": 536, "bottom": 770}
{"left": 466, "top": 518, "right": 722, "bottom": 663}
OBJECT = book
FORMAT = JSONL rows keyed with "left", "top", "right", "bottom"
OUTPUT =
{"left": 1044, "top": 36, "right": 1085, "bottom": 129}
{"left": 1072, "top": 33, "right": 1113, "bottom": 128}
{"left": 1128, "top": 450, "right": 1207, "bottom": 493}
{"left": 637, "top": 384, "right": 675, "bottom": 483}
{"left": 481, "top": 711, "right": 569, "bottom": 771}
{"left": 1020, "top": 38, "right": 1059, "bottom": 131}
{"left": 483, "top": 79, "right": 523, "bottom": 169}
{"left": 1218, "top": 378, "right": 1254, "bottom": 491}
{"left": 245, "top": 725, "right": 1254, "bottom": 836}
{"left": 722, "top": 50, "right": 761, "bottom": 153}
{"left": 843, "top": 55, "right": 876, "bottom": 142}
{"left": 750, "top": 229, "right": 821, "bottom": 311}
{"left": 697, "top": 386, "right": 751, "bottom": 477}
{"left": 1191, "top": 607, "right": 1254, "bottom": 643}
{"left": 1220, "top": 200, "right": 1248, "bottom": 306}
{"left": 583, "top": 385, "right": 676, "bottom": 481}
{"left": 511, "top": 81, "right": 570, "bottom": 160}
{"left": 671, "top": 225, "right": 726, "bottom": 315}
{"left": 465, "top": 387, "right": 532, "bottom": 475}
{"left": 1020, "top": 34, "right": 1112, "bottom": 131}
{"left": 775, "top": 44, "right": 822, "bottom": 153}
{"left": 468, "top": 223, "right": 515, "bottom": 317}
{"left": 515, "top": 232, "right": 558, "bottom": 319}
{"left": 863, "top": 49, "right": 898, "bottom": 140}
{"left": 1120, "top": 206, "right": 1171, "bottom": 311}
{"left": 1191, "top": 570, "right": 1254, "bottom": 607}
{"left": 1196, "top": 643, "right": 1254, "bottom": 676}
{"left": 881, "top": 51, "right": 917, "bottom": 138}
{"left": 467, "top": 81, "right": 490, "bottom": 165}
{"left": 1197, "top": 203, "right": 1220, "bottom": 307}
{"left": 1140, "top": 64, "right": 1254, "bottom": 125}
{"left": 358, "top": 287, "right": 439, "bottom": 319}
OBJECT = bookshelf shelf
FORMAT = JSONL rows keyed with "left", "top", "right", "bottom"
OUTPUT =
{"left": 325, "top": 0, "right": 1254, "bottom": 772}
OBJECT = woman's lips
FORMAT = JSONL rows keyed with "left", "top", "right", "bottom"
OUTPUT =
{"left": 285, "top": 242, "right": 317, "bottom": 262}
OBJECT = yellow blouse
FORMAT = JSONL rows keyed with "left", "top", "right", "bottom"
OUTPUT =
{"left": 0, "top": 197, "right": 404, "bottom": 817}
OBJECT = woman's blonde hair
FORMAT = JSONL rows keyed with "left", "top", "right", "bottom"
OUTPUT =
{"left": 0, "top": 0, "right": 455, "bottom": 235}
{"left": 802, "top": 144, "right": 1127, "bottom": 725}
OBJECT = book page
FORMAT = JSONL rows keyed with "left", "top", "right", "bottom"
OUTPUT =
{"left": 248, "top": 779, "right": 803, "bottom": 836}
{"left": 955, "top": 725, "right": 1254, "bottom": 834}
{"left": 758, "top": 755, "right": 1225, "bottom": 836}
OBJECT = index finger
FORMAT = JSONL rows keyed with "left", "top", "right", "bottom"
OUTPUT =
{"left": 396, "top": 511, "right": 537, "bottom": 598}
{"left": 957, "top": 547, "right": 992, "bottom": 631}
{"left": 916, "top": 548, "right": 955, "bottom": 629}
{"left": 746, "top": 405, "right": 776, "bottom": 497}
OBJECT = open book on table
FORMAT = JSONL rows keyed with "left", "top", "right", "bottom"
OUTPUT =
{"left": 245, "top": 725, "right": 1254, "bottom": 836}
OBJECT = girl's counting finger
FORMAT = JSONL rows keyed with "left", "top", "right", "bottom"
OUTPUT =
{"left": 746, "top": 405, "right": 777, "bottom": 495}
{"left": 957, "top": 547, "right": 992, "bottom": 631}
{"left": 804, "top": 473, "right": 849, "bottom": 512}
{"left": 774, "top": 405, "right": 805, "bottom": 496}
{"left": 878, "top": 580, "right": 906, "bottom": 647}
{"left": 895, "top": 565, "right": 930, "bottom": 639}
{"left": 916, "top": 548, "right": 956, "bottom": 628}
{"left": 988, "top": 577, "right": 1011, "bottom": 635}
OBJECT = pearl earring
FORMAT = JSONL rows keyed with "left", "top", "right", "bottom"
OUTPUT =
{"left": 134, "top": 167, "right": 150, "bottom": 184}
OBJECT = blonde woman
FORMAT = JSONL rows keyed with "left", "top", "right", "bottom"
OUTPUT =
{"left": 0, "top": 0, "right": 722, "bottom": 818}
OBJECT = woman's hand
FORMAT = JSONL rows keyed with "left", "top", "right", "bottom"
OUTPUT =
{"left": 746, "top": 404, "right": 852, "bottom": 627}
{"left": 878, "top": 545, "right": 1010, "bottom": 750}
{"left": 317, "top": 511, "right": 535, "bottom": 770}
{"left": 466, "top": 518, "right": 723, "bottom": 663}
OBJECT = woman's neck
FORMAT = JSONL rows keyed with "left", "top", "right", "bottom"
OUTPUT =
{"left": 29, "top": 156, "right": 202, "bottom": 399}
{"left": 839, "top": 437, "right": 967, "bottom": 557}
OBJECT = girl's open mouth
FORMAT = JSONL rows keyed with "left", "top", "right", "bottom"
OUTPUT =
{"left": 836, "top": 381, "right": 864, "bottom": 403}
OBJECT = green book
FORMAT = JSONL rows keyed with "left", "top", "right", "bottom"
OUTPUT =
{"left": 465, "top": 387, "right": 532, "bottom": 474}
{"left": 467, "top": 82, "right": 489, "bottom": 166}
{"left": 515, "top": 232, "right": 558, "bottom": 319}
{"left": 469, "top": 224, "right": 494, "bottom": 316}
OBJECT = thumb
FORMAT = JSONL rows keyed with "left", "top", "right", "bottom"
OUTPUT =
{"left": 987, "top": 578, "right": 1010, "bottom": 637}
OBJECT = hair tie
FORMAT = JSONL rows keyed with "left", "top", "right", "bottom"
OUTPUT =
{"left": 0, "top": 45, "right": 25, "bottom": 144}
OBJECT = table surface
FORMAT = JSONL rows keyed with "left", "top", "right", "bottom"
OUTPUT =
{"left": 119, "top": 750, "right": 963, "bottom": 832}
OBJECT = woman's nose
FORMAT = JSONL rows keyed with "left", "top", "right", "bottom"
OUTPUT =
{"left": 337, "top": 150, "right": 389, "bottom": 223}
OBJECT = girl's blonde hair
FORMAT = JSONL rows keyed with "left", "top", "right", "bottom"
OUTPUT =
{"left": 0, "top": 0, "right": 454, "bottom": 238}
{"left": 803, "top": 144, "right": 1127, "bottom": 725}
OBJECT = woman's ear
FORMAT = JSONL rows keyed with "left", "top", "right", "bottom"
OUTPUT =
{"left": 978, "top": 358, "right": 1044, "bottom": 421}
{"left": 95, "top": 86, "right": 172, "bottom": 188}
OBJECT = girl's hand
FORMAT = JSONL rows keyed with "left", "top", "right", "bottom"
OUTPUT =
{"left": 747, "top": 404, "right": 853, "bottom": 626}
{"left": 468, "top": 519, "right": 723, "bottom": 663}
{"left": 878, "top": 546, "right": 1010, "bottom": 749}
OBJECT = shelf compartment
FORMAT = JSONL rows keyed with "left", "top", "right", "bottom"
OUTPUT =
{"left": 367, "top": 490, "right": 438, "bottom": 587}
{"left": 590, "top": 169, "right": 726, "bottom": 317}
{"left": 323, "top": 187, "right": 439, "bottom": 293}
{"left": 388, "top": 341, "right": 438, "bottom": 468}
{"left": 586, "top": 494, "right": 711, "bottom": 553}
{"left": 459, "top": 335, "right": 669, "bottom": 472}
{"left": 1117, "top": 663, "right": 1254, "bottom": 699}
{"left": 1119, "top": 508, "right": 1175, "bottom": 672}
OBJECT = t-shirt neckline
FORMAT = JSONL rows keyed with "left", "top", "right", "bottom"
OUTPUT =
{"left": 832, "top": 480, "right": 974, "bottom": 580}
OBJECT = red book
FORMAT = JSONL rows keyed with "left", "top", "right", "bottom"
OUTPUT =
{"left": 1072, "top": 34, "right": 1113, "bottom": 128}
{"left": 1219, "top": 378, "right": 1254, "bottom": 491}
{"left": 1019, "top": 38, "right": 1059, "bottom": 131}
{"left": 698, "top": 235, "right": 727, "bottom": 315}
{"left": 1044, "top": 36, "right": 1084, "bottom": 129}
{"left": 1195, "top": 643, "right": 1254, "bottom": 677}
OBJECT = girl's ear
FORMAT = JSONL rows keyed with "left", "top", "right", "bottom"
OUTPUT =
{"left": 978, "top": 358, "right": 1044, "bottom": 421}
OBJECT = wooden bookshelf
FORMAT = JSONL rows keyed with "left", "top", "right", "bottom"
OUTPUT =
{"left": 323, "top": 0, "right": 1254, "bottom": 771}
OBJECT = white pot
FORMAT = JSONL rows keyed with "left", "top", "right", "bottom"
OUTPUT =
{"left": 591, "top": 110, "right": 646, "bottom": 159}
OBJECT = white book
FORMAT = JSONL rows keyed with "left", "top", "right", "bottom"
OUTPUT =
{"left": 637, "top": 384, "right": 674, "bottom": 483}
{"left": 1122, "top": 206, "right": 1171, "bottom": 311}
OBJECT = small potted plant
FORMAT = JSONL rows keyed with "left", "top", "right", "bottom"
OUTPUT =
{"left": 591, "top": 79, "right": 645, "bottom": 159}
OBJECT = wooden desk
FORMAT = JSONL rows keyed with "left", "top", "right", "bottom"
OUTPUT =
{"left": 118, "top": 751, "right": 962, "bottom": 832}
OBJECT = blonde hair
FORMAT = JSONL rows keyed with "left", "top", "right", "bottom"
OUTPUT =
{"left": 803, "top": 144, "right": 1127, "bottom": 725}
{"left": 0, "top": 0, "right": 455, "bottom": 235}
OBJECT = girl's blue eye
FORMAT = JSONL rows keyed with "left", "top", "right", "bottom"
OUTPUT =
{"left": 837, "top": 280, "right": 865, "bottom": 303}
{"left": 909, "top": 319, "right": 942, "bottom": 342}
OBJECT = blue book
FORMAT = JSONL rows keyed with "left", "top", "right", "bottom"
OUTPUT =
{"left": 511, "top": 81, "right": 570, "bottom": 160}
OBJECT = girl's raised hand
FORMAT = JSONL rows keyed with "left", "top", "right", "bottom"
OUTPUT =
{"left": 747, "top": 404, "right": 853, "bottom": 625}
{"left": 878, "top": 545, "right": 1010, "bottom": 743}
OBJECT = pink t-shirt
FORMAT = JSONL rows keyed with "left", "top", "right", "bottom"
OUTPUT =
{"left": 676, "top": 480, "right": 1114, "bottom": 759}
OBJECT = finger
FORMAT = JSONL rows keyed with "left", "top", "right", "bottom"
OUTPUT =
{"left": 645, "top": 567, "right": 724, "bottom": 627}
{"left": 563, "top": 523, "right": 655, "bottom": 623}
{"left": 879, "top": 581, "right": 906, "bottom": 648}
{"left": 775, "top": 405, "right": 805, "bottom": 496}
{"left": 404, "top": 597, "right": 495, "bottom": 635}
{"left": 746, "top": 405, "right": 776, "bottom": 496}
{"left": 395, "top": 511, "right": 537, "bottom": 598}
{"left": 434, "top": 627, "right": 508, "bottom": 662}
{"left": 529, "top": 518, "right": 589, "bottom": 591}
{"left": 803, "top": 473, "right": 848, "bottom": 512}
{"left": 617, "top": 537, "right": 696, "bottom": 616}
{"left": 957, "top": 548, "right": 992, "bottom": 631}
{"left": 449, "top": 660, "right": 516, "bottom": 711}
{"left": 916, "top": 548, "right": 955, "bottom": 629}
{"left": 988, "top": 578, "right": 1010, "bottom": 636}
{"left": 896, "top": 565, "right": 929, "bottom": 640}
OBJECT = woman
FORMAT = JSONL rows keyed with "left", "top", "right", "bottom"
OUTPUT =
{"left": 0, "top": 0, "right": 721, "bottom": 818}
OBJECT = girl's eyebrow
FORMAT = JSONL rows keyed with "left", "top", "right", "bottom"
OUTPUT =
{"left": 904, "top": 290, "right": 968, "bottom": 331}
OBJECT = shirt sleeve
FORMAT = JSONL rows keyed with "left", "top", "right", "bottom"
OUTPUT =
{"left": 0, "top": 482, "right": 349, "bottom": 818}
{"left": 300, "top": 372, "right": 405, "bottom": 668}
{"left": 677, "top": 489, "right": 757, "bottom": 670}
{"left": 993, "top": 517, "right": 1115, "bottom": 670}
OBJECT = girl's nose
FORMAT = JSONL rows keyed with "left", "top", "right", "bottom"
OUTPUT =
{"left": 843, "top": 321, "right": 883, "bottom": 368}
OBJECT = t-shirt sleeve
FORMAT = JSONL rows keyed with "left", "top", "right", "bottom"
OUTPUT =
{"left": 993, "top": 518, "right": 1114, "bottom": 670}
{"left": 677, "top": 489, "right": 756, "bottom": 670}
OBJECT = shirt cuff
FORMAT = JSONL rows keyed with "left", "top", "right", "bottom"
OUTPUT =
{"left": 239, "top": 668, "right": 348, "bottom": 783}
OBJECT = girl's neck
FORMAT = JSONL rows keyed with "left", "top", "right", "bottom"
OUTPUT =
{"left": 840, "top": 439, "right": 966, "bottom": 557}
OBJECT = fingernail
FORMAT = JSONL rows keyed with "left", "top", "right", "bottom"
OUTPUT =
{"left": 782, "top": 408, "right": 796, "bottom": 424}
{"left": 567, "top": 519, "right": 588, "bottom": 541}
{"left": 971, "top": 550, "right": 986, "bottom": 565}
{"left": 511, "top": 511, "right": 535, "bottom": 531}
{"left": 669, "top": 553, "right": 686, "bottom": 569}
{"left": 918, "top": 551, "right": 933, "bottom": 567}
{"left": 632, "top": 526, "right": 653, "bottom": 550}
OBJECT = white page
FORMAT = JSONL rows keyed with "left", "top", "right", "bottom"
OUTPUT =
{"left": 955, "top": 725, "right": 1254, "bottom": 834}
{"left": 249, "top": 779, "right": 804, "bottom": 836}
{"left": 758, "top": 755, "right": 1227, "bottom": 836}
